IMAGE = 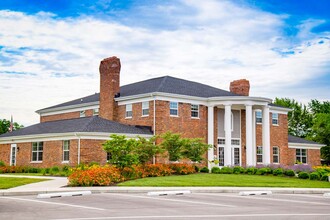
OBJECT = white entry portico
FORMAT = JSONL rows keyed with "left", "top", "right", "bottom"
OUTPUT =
{"left": 207, "top": 97, "right": 272, "bottom": 169}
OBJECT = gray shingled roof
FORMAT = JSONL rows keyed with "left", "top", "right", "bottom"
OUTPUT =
{"left": 0, "top": 116, "right": 152, "bottom": 138}
{"left": 38, "top": 76, "right": 239, "bottom": 111}
{"left": 288, "top": 135, "right": 323, "bottom": 145}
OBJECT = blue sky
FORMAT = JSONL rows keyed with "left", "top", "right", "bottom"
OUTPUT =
{"left": 0, "top": 0, "right": 329, "bottom": 125}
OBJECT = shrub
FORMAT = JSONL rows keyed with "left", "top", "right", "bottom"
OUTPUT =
{"left": 284, "top": 169, "right": 295, "bottom": 177}
{"left": 211, "top": 167, "right": 221, "bottom": 174}
{"left": 245, "top": 167, "right": 257, "bottom": 175}
{"left": 51, "top": 166, "right": 60, "bottom": 173}
{"left": 194, "top": 165, "right": 200, "bottom": 172}
{"left": 320, "top": 174, "right": 329, "bottom": 181}
{"left": 298, "top": 172, "right": 309, "bottom": 179}
{"left": 256, "top": 167, "right": 272, "bottom": 175}
{"left": 28, "top": 167, "right": 41, "bottom": 173}
{"left": 200, "top": 167, "right": 209, "bottom": 173}
{"left": 309, "top": 172, "right": 320, "bottom": 180}
{"left": 0, "top": 161, "right": 5, "bottom": 167}
{"left": 143, "top": 164, "right": 172, "bottom": 177}
{"left": 220, "top": 167, "right": 233, "bottom": 174}
{"left": 291, "top": 164, "right": 314, "bottom": 173}
{"left": 170, "top": 164, "right": 195, "bottom": 175}
{"left": 273, "top": 168, "right": 284, "bottom": 176}
{"left": 68, "top": 166, "right": 124, "bottom": 186}
{"left": 233, "top": 166, "right": 244, "bottom": 174}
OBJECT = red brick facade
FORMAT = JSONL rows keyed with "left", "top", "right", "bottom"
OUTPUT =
{"left": 40, "top": 109, "right": 94, "bottom": 122}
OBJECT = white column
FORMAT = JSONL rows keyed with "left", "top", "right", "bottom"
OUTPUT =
{"left": 262, "top": 105, "right": 271, "bottom": 164}
{"left": 207, "top": 106, "right": 214, "bottom": 170}
{"left": 224, "top": 104, "right": 232, "bottom": 166}
{"left": 252, "top": 109, "right": 256, "bottom": 166}
{"left": 245, "top": 104, "right": 253, "bottom": 166}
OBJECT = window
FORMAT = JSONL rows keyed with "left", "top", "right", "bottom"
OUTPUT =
{"left": 256, "top": 111, "right": 262, "bottom": 123}
{"left": 93, "top": 108, "right": 99, "bottom": 116}
{"left": 296, "top": 149, "right": 307, "bottom": 164}
{"left": 231, "top": 139, "right": 240, "bottom": 145}
{"left": 218, "top": 138, "right": 225, "bottom": 145}
{"left": 272, "top": 113, "right": 278, "bottom": 125}
{"left": 191, "top": 104, "right": 199, "bottom": 118}
{"left": 142, "top": 101, "right": 149, "bottom": 116}
{"left": 257, "top": 146, "right": 263, "bottom": 163}
{"left": 32, "top": 142, "right": 43, "bottom": 162}
{"left": 170, "top": 102, "right": 178, "bottom": 116}
{"left": 234, "top": 148, "right": 240, "bottom": 166}
{"left": 126, "top": 104, "right": 132, "bottom": 118}
{"left": 63, "top": 140, "right": 70, "bottom": 162}
{"left": 273, "top": 146, "right": 279, "bottom": 163}
{"left": 80, "top": 110, "right": 85, "bottom": 117}
{"left": 106, "top": 152, "right": 112, "bottom": 162}
{"left": 219, "top": 147, "right": 224, "bottom": 166}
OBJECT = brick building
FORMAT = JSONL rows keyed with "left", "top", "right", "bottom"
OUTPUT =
{"left": 0, "top": 56, "right": 324, "bottom": 168}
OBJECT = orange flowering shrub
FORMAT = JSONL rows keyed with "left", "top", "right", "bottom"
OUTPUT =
{"left": 170, "top": 163, "right": 196, "bottom": 175}
{"left": 143, "top": 164, "right": 173, "bottom": 177}
{"left": 68, "top": 166, "right": 124, "bottom": 186}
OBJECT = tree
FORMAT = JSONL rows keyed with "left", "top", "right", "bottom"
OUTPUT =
{"left": 182, "top": 138, "right": 210, "bottom": 163}
{"left": 273, "top": 98, "right": 312, "bottom": 138}
{"left": 134, "top": 136, "right": 163, "bottom": 164}
{"left": 103, "top": 134, "right": 139, "bottom": 168}
{"left": 0, "top": 119, "right": 24, "bottom": 135}
{"left": 160, "top": 132, "right": 184, "bottom": 161}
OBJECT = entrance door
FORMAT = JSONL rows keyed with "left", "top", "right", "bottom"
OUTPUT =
{"left": 10, "top": 144, "right": 17, "bottom": 166}
{"left": 232, "top": 147, "right": 240, "bottom": 166}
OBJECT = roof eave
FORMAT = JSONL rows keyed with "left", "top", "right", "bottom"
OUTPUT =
{"left": 36, "top": 101, "right": 100, "bottom": 115}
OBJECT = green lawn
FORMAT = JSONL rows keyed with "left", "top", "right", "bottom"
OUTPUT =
{"left": 0, "top": 177, "right": 48, "bottom": 189}
{"left": 2, "top": 173, "right": 44, "bottom": 176}
{"left": 118, "top": 173, "right": 330, "bottom": 188}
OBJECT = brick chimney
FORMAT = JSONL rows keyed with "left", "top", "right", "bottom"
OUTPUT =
{"left": 229, "top": 79, "right": 250, "bottom": 96}
{"left": 99, "top": 56, "right": 121, "bottom": 121}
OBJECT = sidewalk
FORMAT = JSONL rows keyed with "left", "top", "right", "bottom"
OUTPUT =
{"left": 1, "top": 174, "right": 330, "bottom": 196}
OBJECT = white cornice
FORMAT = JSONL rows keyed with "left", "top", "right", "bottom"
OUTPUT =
{"left": 0, "top": 132, "right": 152, "bottom": 144}
{"left": 288, "top": 142, "right": 325, "bottom": 150}
{"left": 36, "top": 101, "right": 100, "bottom": 115}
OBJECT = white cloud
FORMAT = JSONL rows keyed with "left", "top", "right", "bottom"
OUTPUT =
{"left": 0, "top": 0, "right": 329, "bottom": 126}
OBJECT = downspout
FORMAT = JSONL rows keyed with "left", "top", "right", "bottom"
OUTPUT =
{"left": 153, "top": 94, "right": 156, "bottom": 164}
{"left": 75, "top": 133, "right": 81, "bottom": 165}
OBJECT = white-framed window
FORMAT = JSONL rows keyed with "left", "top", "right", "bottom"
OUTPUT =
{"left": 273, "top": 146, "right": 279, "bottom": 163}
{"left": 80, "top": 110, "right": 85, "bottom": 117}
{"left": 106, "top": 152, "right": 112, "bottom": 162}
{"left": 93, "top": 108, "right": 99, "bottom": 116}
{"left": 257, "top": 146, "right": 263, "bottom": 163}
{"left": 296, "top": 149, "right": 307, "bottom": 164}
{"left": 170, "top": 102, "right": 178, "bottom": 116}
{"left": 126, "top": 104, "right": 132, "bottom": 118}
{"left": 272, "top": 113, "right": 279, "bottom": 125}
{"left": 218, "top": 138, "right": 225, "bottom": 145}
{"left": 32, "top": 142, "right": 43, "bottom": 162}
{"left": 142, "top": 101, "right": 149, "bottom": 116}
{"left": 234, "top": 148, "right": 240, "bottom": 166}
{"left": 63, "top": 140, "right": 70, "bottom": 162}
{"left": 191, "top": 104, "right": 199, "bottom": 118}
{"left": 219, "top": 147, "right": 224, "bottom": 166}
{"left": 231, "top": 139, "right": 240, "bottom": 145}
{"left": 256, "top": 111, "right": 262, "bottom": 123}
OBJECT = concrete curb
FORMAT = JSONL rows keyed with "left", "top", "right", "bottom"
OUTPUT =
{"left": 1, "top": 187, "right": 330, "bottom": 196}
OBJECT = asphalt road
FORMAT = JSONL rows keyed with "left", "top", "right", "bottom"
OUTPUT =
{"left": 0, "top": 192, "right": 329, "bottom": 220}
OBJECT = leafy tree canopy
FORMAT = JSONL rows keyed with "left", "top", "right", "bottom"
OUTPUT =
{"left": 0, "top": 119, "right": 24, "bottom": 135}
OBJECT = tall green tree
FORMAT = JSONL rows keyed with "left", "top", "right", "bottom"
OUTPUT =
{"left": 273, "top": 98, "right": 312, "bottom": 138}
{"left": 0, "top": 119, "right": 24, "bottom": 135}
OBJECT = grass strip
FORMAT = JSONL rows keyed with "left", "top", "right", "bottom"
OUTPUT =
{"left": 118, "top": 173, "right": 330, "bottom": 188}
{"left": 0, "top": 177, "right": 48, "bottom": 189}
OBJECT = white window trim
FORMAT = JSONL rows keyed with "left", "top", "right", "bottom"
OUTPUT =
{"left": 296, "top": 148, "right": 308, "bottom": 164}
{"left": 32, "top": 142, "right": 43, "bottom": 162}
{"left": 125, "top": 104, "right": 132, "bottom": 118}
{"left": 93, "top": 108, "right": 99, "bottom": 116}
{"left": 170, "top": 101, "right": 179, "bottom": 117}
{"left": 256, "top": 146, "right": 263, "bottom": 164}
{"left": 273, "top": 146, "right": 279, "bottom": 164}
{"left": 80, "top": 110, "right": 86, "bottom": 117}
{"left": 10, "top": 144, "right": 17, "bottom": 166}
{"left": 191, "top": 104, "right": 199, "bottom": 118}
{"left": 224, "top": 112, "right": 234, "bottom": 132}
{"left": 256, "top": 110, "right": 262, "bottom": 124}
{"left": 272, "top": 113, "right": 279, "bottom": 126}
{"left": 142, "top": 101, "right": 149, "bottom": 117}
{"left": 63, "top": 140, "right": 70, "bottom": 162}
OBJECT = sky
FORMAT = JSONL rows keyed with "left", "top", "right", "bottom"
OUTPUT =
{"left": 0, "top": 0, "right": 329, "bottom": 126}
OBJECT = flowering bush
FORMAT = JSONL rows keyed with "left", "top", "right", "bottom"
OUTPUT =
{"left": 68, "top": 165, "right": 124, "bottom": 186}
{"left": 170, "top": 163, "right": 196, "bottom": 175}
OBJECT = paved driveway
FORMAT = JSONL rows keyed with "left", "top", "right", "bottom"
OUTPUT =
{"left": 0, "top": 192, "right": 329, "bottom": 220}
